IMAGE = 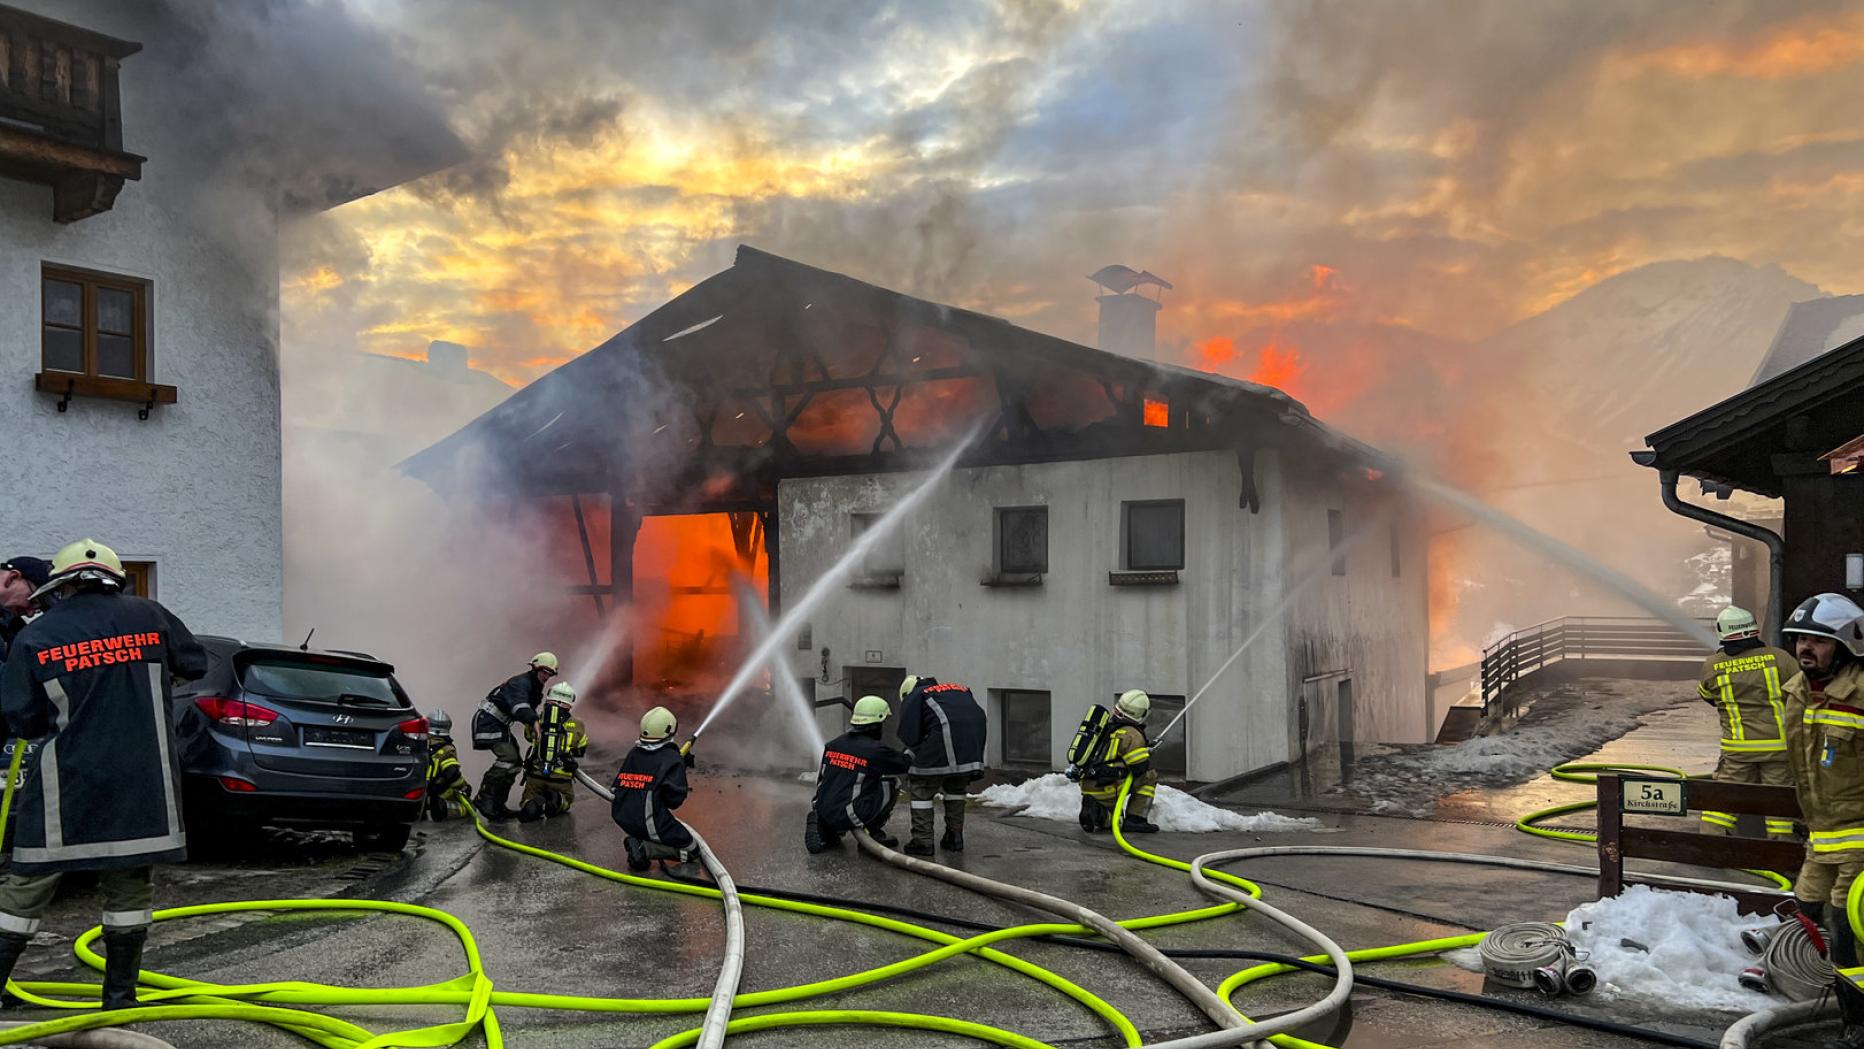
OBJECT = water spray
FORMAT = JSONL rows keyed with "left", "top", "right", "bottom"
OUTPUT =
{"left": 692, "top": 423, "right": 985, "bottom": 738}
{"left": 733, "top": 574, "right": 828, "bottom": 754}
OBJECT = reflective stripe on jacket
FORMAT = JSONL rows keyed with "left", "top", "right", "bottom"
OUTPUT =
{"left": 1785, "top": 661, "right": 1864, "bottom": 854}
{"left": 427, "top": 741, "right": 470, "bottom": 802}
{"left": 1698, "top": 642, "right": 1796, "bottom": 756}
{"left": 897, "top": 679, "right": 987, "bottom": 776}
{"left": 522, "top": 706, "right": 588, "bottom": 782}
{"left": 813, "top": 729, "right": 912, "bottom": 832}
{"left": 1082, "top": 724, "right": 1152, "bottom": 801}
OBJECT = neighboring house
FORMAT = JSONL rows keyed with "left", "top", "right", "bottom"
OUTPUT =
{"left": 406, "top": 246, "right": 1431, "bottom": 784}
{"left": 0, "top": 1, "right": 458, "bottom": 636}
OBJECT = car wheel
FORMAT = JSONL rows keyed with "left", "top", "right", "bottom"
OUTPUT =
{"left": 354, "top": 823, "right": 412, "bottom": 852}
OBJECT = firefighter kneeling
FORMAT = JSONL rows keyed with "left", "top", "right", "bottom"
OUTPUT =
{"left": 1782, "top": 593, "right": 1864, "bottom": 1045}
{"left": 424, "top": 710, "right": 473, "bottom": 821}
{"left": 805, "top": 695, "right": 911, "bottom": 853}
{"left": 612, "top": 707, "right": 697, "bottom": 871}
{"left": 519, "top": 682, "right": 588, "bottom": 822}
{"left": 1075, "top": 689, "right": 1160, "bottom": 834}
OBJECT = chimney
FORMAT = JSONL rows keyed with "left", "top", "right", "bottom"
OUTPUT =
{"left": 1088, "top": 265, "right": 1173, "bottom": 359}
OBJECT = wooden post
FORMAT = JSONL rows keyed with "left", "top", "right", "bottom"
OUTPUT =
{"left": 763, "top": 507, "right": 780, "bottom": 617}
{"left": 1597, "top": 774, "right": 1624, "bottom": 900}
{"left": 610, "top": 487, "right": 641, "bottom": 685}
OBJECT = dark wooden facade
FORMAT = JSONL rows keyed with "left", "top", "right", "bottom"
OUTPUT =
{"left": 0, "top": 4, "right": 142, "bottom": 222}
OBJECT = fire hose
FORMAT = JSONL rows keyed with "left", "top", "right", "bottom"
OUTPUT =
{"left": 572, "top": 768, "right": 742, "bottom": 1049}
{"left": 0, "top": 1024, "right": 177, "bottom": 1049}
{"left": 1474, "top": 922, "right": 1595, "bottom": 996}
{"left": 1738, "top": 915, "right": 1831, "bottom": 1002}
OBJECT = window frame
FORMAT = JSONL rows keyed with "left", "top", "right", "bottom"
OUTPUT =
{"left": 995, "top": 505, "right": 1049, "bottom": 576}
{"left": 849, "top": 511, "right": 906, "bottom": 585}
{"left": 1122, "top": 499, "right": 1186, "bottom": 572}
{"left": 42, "top": 263, "right": 151, "bottom": 385}
{"left": 994, "top": 688, "right": 1052, "bottom": 769}
{"left": 121, "top": 560, "right": 155, "bottom": 599}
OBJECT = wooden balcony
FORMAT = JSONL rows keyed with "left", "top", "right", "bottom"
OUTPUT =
{"left": 0, "top": 4, "right": 142, "bottom": 223}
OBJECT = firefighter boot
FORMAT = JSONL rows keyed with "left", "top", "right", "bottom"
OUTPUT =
{"left": 803, "top": 813, "right": 837, "bottom": 854}
{"left": 1836, "top": 976, "right": 1864, "bottom": 1047}
{"left": 518, "top": 797, "right": 546, "bottom": 823}
{"left": 0, "top": 930, "right": 30, "bottom": 1008}
{"left": 101, "top": 928, "right": 148, "bottom": 1011}
{"left": 940, "top": 796, "right": 965, "bottom": 851}
{"left": 624, "top": 837, "right": 651, "bottom": 873}
{"left": 1122, "top": 814, "right": 1160, "bottom": 834}
{"left": 1078, "top": 795, "right": 1106, "bottom": 833}
{"left": 866, "top": 824, "right": 899, "bottom": 849}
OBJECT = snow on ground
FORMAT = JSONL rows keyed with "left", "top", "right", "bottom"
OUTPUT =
{"left": 1564, "top": 886, "right": 1777, "bottom": 1014}
{"left": 1332, "top": 680, "right": 1690, "bottom": 809}
{"left": 979, "top": 773, "right": 1319, "bottom": 833}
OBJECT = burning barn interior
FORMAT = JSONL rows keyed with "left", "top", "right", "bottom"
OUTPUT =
{"left": 405, "top": 245, "right": 1430, "bottom": 783}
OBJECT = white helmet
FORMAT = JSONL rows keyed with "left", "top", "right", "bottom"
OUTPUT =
{"left": 544, "top": 681, "right": 578, "bottom": 707}
{"left": 898, "top": 675, "right": 921, "bottom": 701}
{"left": 1784, "top": 593, "right": 1864, "bottom": 659}
{"left": 1716, "top": 606, "right": 1759, "bottom": 642}
{"left": 1116, "top": 689, "right": 1151, "bottom": 722}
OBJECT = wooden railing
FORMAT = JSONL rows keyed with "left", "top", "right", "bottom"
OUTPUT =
{"left": 1479, "top": 616, "right": 1711, "bottom": 715}
{"left": 0, "top": 5, "right": 136, "bottom": 152}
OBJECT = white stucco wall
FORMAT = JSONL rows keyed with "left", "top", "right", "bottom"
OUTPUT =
{"left": 1270, "top": 453, "right": 1432, "bottom": 752}
{"left": 0, "top": 3, "right": 283, "bottom": 639}
{"left": 778, "top": 450, "right": 1302, "bottom": 783}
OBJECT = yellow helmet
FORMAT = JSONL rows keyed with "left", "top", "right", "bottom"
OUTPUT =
{"left": 898, "top": 675, "right": 920, "bottom": 701}
{"left": 851, "top": 695, "right": 891, "bottom": 726}
{"left": 33, "top": 538, "right": 127, "bottom": 601}
{"left": 530, "top": 652, "right": 560, "bottom": 672}
{"left": 1116, "top": 689, "right": 1151, "bottom": 722}
{"left": 640, "top": 705, "right": 678, "bottom": 743}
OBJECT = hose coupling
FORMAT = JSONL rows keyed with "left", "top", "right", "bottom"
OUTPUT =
{"left": 1739, "top": 966, "right": 1770, "bottom": 993}
{"left": 1562, "top": 964, "right": 1597, "bottom": 996}
{"left": 1743, "top": 923, "right": 1782, "bottom": 955}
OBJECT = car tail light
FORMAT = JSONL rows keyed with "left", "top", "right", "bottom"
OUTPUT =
{"left": 217, "top": 776, "right": 258, "bottom": 793}
{"left": 396, "top": 717, "right": 429, "bottom": 742}
{"left": 195, "top": 697, "right": 280, "bottom": 727}
{"left": 403, "top": 787, "right": 426, "bottom": 800}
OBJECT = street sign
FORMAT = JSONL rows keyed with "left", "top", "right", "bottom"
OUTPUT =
{"left": 1621, "top": 778, "right": 1688, "bottom": 817}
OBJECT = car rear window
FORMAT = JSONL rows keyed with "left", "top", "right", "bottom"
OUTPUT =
{"left": 239, "top": 658, "right": 410, "bottom": 709}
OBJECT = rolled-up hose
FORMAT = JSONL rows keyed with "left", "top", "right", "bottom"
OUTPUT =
{"left": 1476, "top": 923, "right": 1592, "bottom": 996}
{"left": 574, "top": 768, "right": 741, "bottom": 1049}
{"left": 0, "top": 1023, "right": 178, "bottom": 1049}
{"left": 1740, "top": 918, "right": 1830, "bottom": 1002}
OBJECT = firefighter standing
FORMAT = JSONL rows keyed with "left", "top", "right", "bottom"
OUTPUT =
{"left": 424, "top": 711, "right": 473, "bottom": 821}
{"left": 612, "top": 706, "right": 696, "bottom": 871}
{"left": 0, "top": 557, "right": 50, "bottom": 664}
{"left": 806, "top": 695, "right": 911, "bottom": 853}
{"left": 1079, "top": 689, "right": 1160, "bottom": 834}
{"left": 1781, "top": 592, "right": 1864, "bottom": 1045}
{"left": 0, "top": 539, "right": 207, "bottom": 1010}
{"left": 472, "top": 652, "right": 559, "bottom": 820}
{"left": 519, "top": 682, "right": 589, "bottom": 822}
{"left": 1697, "top": 605, "right": 1798, "bottom": 839}
{"left": 897, "top": 675, "right": 986, "bottom": 856}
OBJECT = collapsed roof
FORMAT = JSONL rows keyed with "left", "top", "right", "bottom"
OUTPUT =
{"left": 402, "top": 245, "right": 1394, "bottom": 513}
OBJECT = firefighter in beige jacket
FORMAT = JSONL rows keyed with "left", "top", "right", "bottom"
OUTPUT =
{"left": 1697, "top": 606, "right": 1799, "bottom": 838}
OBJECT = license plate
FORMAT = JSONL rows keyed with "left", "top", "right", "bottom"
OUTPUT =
{"left": 302, "top": 725, "right": 375, "bottom": 750}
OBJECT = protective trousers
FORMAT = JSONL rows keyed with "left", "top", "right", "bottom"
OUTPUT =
{"left": 1699, "top": 756, "right": 1795, "bottom": 839}
{"left": 519, "top": 778, "right": 574, "bottom": 822}
{"left": 1083, "top": 769, "right": 1158, "bottom": 823}
{"left": 0, "top": 866, "right": 155, "bottom": 1010}
{"left": 477, "top": 735, "right": 522, "bottom": 814}
{"left": 907, "top": 774, "right": 967, "bottom": 847}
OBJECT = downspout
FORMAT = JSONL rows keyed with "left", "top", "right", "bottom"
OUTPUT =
{"left": 1648, "top": 465, "right": 1786, "bottom": 645}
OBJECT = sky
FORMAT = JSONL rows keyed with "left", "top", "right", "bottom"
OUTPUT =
{"left": 276, "top": 0, "right": 1864, "bottom": 393}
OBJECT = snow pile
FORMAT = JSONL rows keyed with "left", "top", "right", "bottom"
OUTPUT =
{"left": 979, "top": 774, "right": 1318, "bottom": 833}
{"left": 1332, "top": 681, "right": 1687, "bottom": 808}
{"left": 1562, "top": 886, "right": 1777, "bottom": 1014}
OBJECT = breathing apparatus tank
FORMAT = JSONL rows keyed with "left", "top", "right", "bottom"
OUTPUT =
{"left": 1064, "top": 705, "right": 1115, "bottom": 782}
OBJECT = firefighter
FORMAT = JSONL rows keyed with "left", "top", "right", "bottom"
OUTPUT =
{"left": 472, "top": 652, "right": 559, "bottom": 820}
{"left": 1780, "top": 592, "right": 1864, "bottom": 1045}
{"left": 806, "top": 695, "right": 911, "bottom": 854}
{"left": 0, "top": 539, "right": 207, "bottom": 1010}
{"left": 897, "top": 674, "right": 987, "bottom": 856}
{"left": 0, "top": 557, "right": 50, "bottom": 664}
{"left": 424, "top": 710, "right": 473, "bottom": 821}
{"left": 1079, "top": 689, "right": 1160, "bottom": 834}
{"left": 1696, "top": 605, "right": 1798, "bottom": 839}
{"left": 612, "top": 706, "right": 697, "bottom": 871}
{"left": 519, "top": 682, "right": 589, "bottom": 823}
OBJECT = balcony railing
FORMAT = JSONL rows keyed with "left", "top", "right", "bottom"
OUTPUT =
{"left": 1478, "top": 616, "right": 1713, "bottom": 715}
{"left": 0, "top": 3, "right": 142, "bottom": 222}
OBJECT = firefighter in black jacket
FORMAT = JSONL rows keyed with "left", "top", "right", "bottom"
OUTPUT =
{"left": 897, "top": 675, "right": 987, "bottom": 856}
{"left": 0, "top": 540, "right": 207, "bottom": 1010}
{"left": 424, "top": 710, "right": 473, "bottom": 821}
{"left": 0, "top": 557, "right": 50, "bottom": 666}
{"left": 806, "top": 695, "right": 912, "bottom": 853}
{"left": 472, "top": 652, "right": 559, "bottom": 820}
{"left": 612, "top": 706, "right": 695, "bottom": 871}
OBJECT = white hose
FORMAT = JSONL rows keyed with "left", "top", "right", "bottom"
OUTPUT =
{"left": 1745, "top": 918, "right": 1831, "bottom": 1002}
{"left": 576, "top": 767, "right": 743, "bottom": 1049}
{"left": 1721, "top": 997, "right": 1832, "bottom": 1048}
{"left": 1476, "top": 922, "right": 1593, "bottom": 995}
{"left": 0, "top": 1022, "right": 179, "bottom": 1048}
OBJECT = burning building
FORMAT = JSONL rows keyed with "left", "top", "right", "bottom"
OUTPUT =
{"left": 405, "top": 246, "right": 1431, "bottom": 783}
